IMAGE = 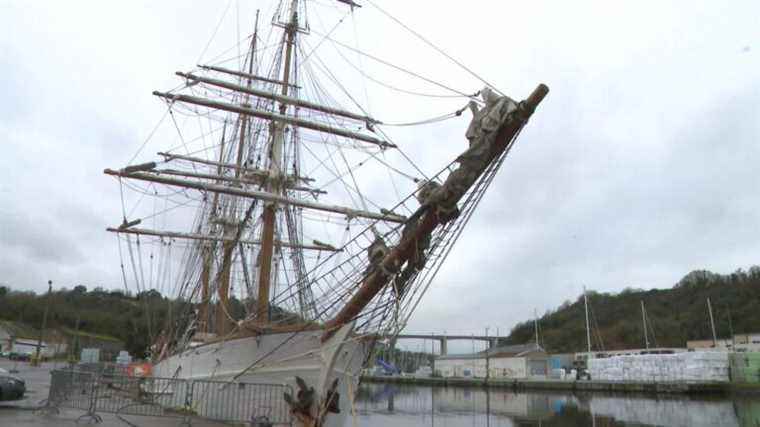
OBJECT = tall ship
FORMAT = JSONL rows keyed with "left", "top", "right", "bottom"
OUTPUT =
{"left": 105, "top": 1, "right": 547, "bottom": 425}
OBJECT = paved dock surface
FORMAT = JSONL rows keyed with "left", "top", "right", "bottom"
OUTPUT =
{"left": 0, "top": 360, "right": 228, "bottom": 426}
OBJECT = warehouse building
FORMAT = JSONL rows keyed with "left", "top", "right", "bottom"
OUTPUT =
{"left": 0, "top": 321, "right": 123, "bottom": 360}
{"left": 435, "top": 343, "right": 548, "bottom": 379}
{"left": 0, "top": 321, "right": 62, "bottom": 357}
{"left": 687, "top": 333, "right": 760, "bottom": 352}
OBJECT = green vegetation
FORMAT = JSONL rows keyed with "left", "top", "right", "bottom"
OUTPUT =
{"left": 0, "top": 284, "right": 268, "bottom": 358}
{"left": 3, "top": 265, "right": 758, "bottom": 358}
{"left": 0, "top": 285, "right": 184, "bottom": 357}
{"left": 504, "top": 266, "right": 760, "bottom": 353}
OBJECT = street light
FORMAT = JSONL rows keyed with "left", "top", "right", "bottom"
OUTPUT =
{"left": 33, "top": 280, "right": 53, "bottom": 367}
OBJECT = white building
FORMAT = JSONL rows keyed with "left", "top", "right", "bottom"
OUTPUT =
{"left": 687, "top": 333, "right": 760, "bottom": 352}
{"left": 0, "top": 321, "right": 63, "bottom": 358}
{"left": 435, "top": 343, "right": 548, "bottom": 379}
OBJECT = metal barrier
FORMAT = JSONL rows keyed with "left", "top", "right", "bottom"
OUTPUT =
{"left": 76, "top": 362, "right": 130, "bottom": 378}
{"left": 46, "top": 369, "right": 293, "bottom": 425}
{"left": 191, "top": 379, "right": 292, "bottom": 423}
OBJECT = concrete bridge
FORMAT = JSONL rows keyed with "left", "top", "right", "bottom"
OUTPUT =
{"left": 385, "top": 333, "right": 505, "bottom": 356}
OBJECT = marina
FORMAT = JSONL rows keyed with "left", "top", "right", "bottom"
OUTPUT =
{"left": 4, "top": 359, "right": 758, "bottom": 426}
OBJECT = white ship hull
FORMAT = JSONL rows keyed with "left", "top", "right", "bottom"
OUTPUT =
{"left": 153, "top": 323, "right": 371, "bottom": 426}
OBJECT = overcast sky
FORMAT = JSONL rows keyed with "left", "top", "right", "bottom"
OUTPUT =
{"left": 1, "top": 1, "right": 758, "bottom": 352}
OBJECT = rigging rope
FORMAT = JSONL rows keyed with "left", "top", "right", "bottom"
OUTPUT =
{"left": 365, "top": 0, "right": 506, "bottom": 97}
{"left": 336, "top": 146, "right": 369, "bottom": 212}
{"left": 300, "top": 9, "right": 350, "bottom": 66}
{"left": 168, "top": 107, "right": 197, "bottom": 169}
{"left": 372, "top": 126, "right": 429, "bottom": 181}
{"left": 322, "top": 35, "right": 479, "bottom": 100}
{"left": 196, "top": 0, "right": 234, "bottom": 64}
{"left": 298, "top": 41, "right": 428, "bottom": 182}
{"left": 116, "top": 235, "right": 130, "bottom": 294}
{"left": 125, "top": 235, "right": 143, "bottom": 294}
{"left": 127, "top": 108, "right": 171, "bottom": 166}
{"left": 380, "top": 103, "right": 471, "bottom": 127}
{"left": 312, "top": 29, "right": 473, "bottom": 98}
{"left": 351, "top": 9, "right": 373, "bottom": 116}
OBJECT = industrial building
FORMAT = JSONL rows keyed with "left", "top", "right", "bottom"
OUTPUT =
{"left": 435, "top": 343, "right": 548, "bottom": 379}
{"left": 0, "top": 321, "right": 124, "bottom": 360}
{"left": 0, "top": 321, "right": 61, "bottom": 357}
{"left": 687, "top": 333, "right": 760, "bottom": 352}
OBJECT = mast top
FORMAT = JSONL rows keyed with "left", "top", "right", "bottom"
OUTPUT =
{"left": 273, "top": 0, "right": 309, "bottom": 34}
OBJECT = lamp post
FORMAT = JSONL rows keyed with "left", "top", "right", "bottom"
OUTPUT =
{"left": 485, "top": 327, "right": 491, "bottom": 381}
{"left": 33, "top": 280, "right": 53, "bottom": 366}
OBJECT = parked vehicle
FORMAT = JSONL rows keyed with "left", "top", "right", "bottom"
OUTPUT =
{"left": 0, "top": 368, "right": 25, "bottom": 400}
{"left": 8, "top": 352, "right": 31, "bottom": 361}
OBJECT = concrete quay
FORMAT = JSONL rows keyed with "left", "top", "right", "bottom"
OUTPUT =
{"left": 361, "top": 375, "right": 760, "bottom": 395}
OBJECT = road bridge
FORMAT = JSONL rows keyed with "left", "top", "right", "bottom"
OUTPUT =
{"left": 385, "top": 333, "right": 506, "bottom": 356}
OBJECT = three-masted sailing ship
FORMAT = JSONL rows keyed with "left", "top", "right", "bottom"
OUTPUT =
{"left": 105, "top": 1, "right": 547, "bottom": 425}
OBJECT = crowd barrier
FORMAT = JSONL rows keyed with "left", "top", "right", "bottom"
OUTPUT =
{"left": 45, "top": 368, "right": 293, "bottom": 425}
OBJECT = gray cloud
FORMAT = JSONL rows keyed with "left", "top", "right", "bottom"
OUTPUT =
{"left": 1, "top": 1, "right": 759, "bottom": 349}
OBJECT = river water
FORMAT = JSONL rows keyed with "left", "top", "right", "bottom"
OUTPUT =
{"left": 345, "top": 383, "right": 760, "bottom": 426}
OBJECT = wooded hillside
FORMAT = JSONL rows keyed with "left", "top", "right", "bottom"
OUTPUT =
{"left": 3, "top": 265, "right": 758, "bottom": 357}
{"left": 504, "top": 266, "right": 760, "bottom": 353}
{"left": 0, "top": 285, "right": 193, "bottom": 357}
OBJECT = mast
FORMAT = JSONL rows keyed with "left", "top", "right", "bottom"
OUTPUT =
{"left": 199, "top": 122, "right": 227, "bottom": 334}
{"left": 216, "top": 10, "right": 260, "bottom": 337}
{"left": 727, "top": 306, "right": 735, "bottom": 349}
{"left": 584, "top": 286, "right": 591, "bottom": 353}
{"left": 256, "top": 0, "right": 299, "bottom": 324}
{"left": 707, "top": 297, "right": 718, "bottom": 347}
{"left": 534, "top": 308, "right": 539, "bottom": 348}
{"left": 641, "top": 300, "right": 649, "bottom": 350}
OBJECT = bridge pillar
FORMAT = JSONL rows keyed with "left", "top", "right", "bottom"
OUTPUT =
{"left": 489, "top": 338, "right": 498, "bottom": 349}
{"left": 440, "top": 337, "right": 448, "bottom": 356}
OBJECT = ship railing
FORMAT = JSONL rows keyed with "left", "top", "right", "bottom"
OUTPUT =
{"left": 44, "top": 368, "right": 293, "bottom": 425}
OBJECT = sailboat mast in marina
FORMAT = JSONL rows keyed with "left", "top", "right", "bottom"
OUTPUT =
{"left": 105, "top": 1, "right": 548, "bottom": 425}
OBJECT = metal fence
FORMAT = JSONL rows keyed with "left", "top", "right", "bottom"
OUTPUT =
{"left": 46, "top": 369, "right": 293, "bottom": 425}
{"left": 75, "top": 362, "right": 130, "bottom": 378}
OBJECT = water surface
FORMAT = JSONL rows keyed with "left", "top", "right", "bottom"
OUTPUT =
{"left": 345, "top": 383, "right": 760, "bottom": 426}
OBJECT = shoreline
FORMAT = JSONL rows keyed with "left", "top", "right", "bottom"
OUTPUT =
{"left": 361, "top": 375, "right": 760, "bottom": 395}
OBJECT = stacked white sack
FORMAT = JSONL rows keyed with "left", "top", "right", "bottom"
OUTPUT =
{"left": 587, "top": 352, "right": 729, "bottom": 382}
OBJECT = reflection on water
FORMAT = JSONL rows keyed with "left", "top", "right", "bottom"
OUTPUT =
{"left": 346, "top": 383, "right": 760, "bottom": 426}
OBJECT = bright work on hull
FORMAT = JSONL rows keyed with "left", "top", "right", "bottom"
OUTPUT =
{"left": 105, "top": 1, "right": 547, "bottom": 425}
